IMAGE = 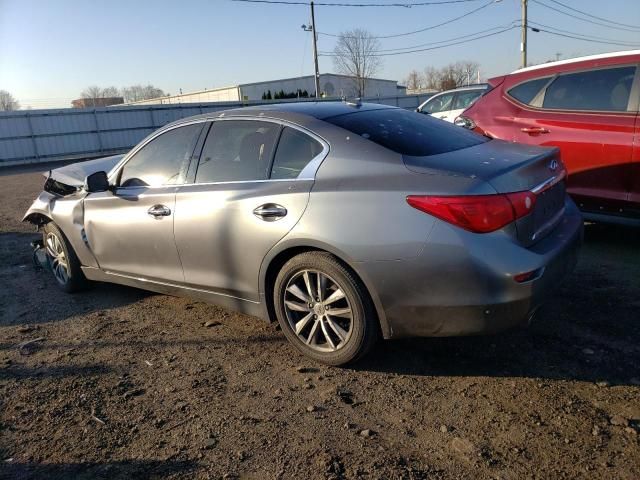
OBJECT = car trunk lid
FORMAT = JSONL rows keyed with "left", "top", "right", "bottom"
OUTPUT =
{"left": 404, "top": 139, "right": 567, "bottom": 245}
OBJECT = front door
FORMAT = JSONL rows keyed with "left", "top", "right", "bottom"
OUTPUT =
{"left": 174, "top": 119, "right": 327, "bottom": 302}
{"left": 512, "top": 65, "right": 637, "bottom": 213}
{"left": 84, "top": 122, "right": 204, "bottom": 282}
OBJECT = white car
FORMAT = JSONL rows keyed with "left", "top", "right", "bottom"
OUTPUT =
{"left": 416, "top": 85, "right": 488, "bottom": 123}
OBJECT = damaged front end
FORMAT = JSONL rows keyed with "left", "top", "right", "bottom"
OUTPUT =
{"left": 23, "top": 154, "right": 125, "bottom": 269}
{"left": 23, "top": 153, "right": 124, "bottom": 227}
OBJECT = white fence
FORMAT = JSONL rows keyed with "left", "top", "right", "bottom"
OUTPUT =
{"left": 0, "top": 94, "right": 434, "bottom": 167}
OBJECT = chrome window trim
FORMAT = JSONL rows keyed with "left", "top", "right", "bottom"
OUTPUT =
{"left": 203, "top": 116, "right": 330, "bottom": 182}
{"left": 107, "top": 118, "right": 210, "bottom": 185}
{"left": 111, "top": 115, "right": 330, "bottom": 191}
{"left": 507, "top": 63, "right": 639, "bottom": 113}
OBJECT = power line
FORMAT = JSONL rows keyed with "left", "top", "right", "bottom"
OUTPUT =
{"left": 530, "top": 26, "right": 640, "bottom": 47}
{"left": 231, "top": 0, "right": 482, "bottom": 6}
{"left": 318, "top": 0, "right": 497, "bottom": 38}
{"left": 319, "top": 25, "right": 518, "bottom": 56}
{"left": 529, "top": 20, "right": 640, "bottom": 46}
{"left": 324, "top": 20, "right": 520, "bottom": 53}
{"left": 531, "top": 0, "right": 640, "bottom": 33}
{"left": 545, "top": 0, "right": 640, "bottom": 30}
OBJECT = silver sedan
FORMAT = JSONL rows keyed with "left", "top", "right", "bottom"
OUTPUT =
{"left": 24, "top": 102, "right": 583, "bottom": 365}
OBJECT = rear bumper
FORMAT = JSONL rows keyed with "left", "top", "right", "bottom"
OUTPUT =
{"left": 359, "top": 197, "right": 583, "bottom": 338}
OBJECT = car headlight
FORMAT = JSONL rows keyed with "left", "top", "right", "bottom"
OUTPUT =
{"left": 454, "top": 116, "right": 476, "bottom": 129}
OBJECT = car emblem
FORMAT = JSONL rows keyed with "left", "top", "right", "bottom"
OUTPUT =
{"left": 549, "top": 159, "right": 559, "bottom": 171}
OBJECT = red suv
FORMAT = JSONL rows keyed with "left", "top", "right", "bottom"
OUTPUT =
{"left": 458, "top": 50, "right": 640, "bottom": 224}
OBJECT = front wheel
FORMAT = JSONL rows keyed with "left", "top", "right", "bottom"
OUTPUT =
{"left": 43, "top": 222, "right": 88, "bottom": 293}
{"left": 273, "top": 252, "right": 379, "bottom": 366}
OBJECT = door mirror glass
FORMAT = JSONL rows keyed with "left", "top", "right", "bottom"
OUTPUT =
{"left": 85, "top": 171, "right": 110, "bottom": 193}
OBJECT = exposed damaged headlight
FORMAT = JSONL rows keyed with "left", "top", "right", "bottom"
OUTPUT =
{"left": 44, "top": 177, "right": 78, "bottom": 196}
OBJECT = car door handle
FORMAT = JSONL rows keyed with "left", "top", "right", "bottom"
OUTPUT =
{"left": 147, "top": 205, "right": 171, "bottom": 217}
{"left": 253, "top": 204, "right": 287, "bottom": 221}
{"left": 521, "top": 127, "right": 550, "bottom": 135}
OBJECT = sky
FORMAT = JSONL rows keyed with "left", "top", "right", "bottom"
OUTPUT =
{"left": 0, "top": 0, "right": 639, "bottom": 109}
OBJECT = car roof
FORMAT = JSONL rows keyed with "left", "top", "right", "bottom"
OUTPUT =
{"left": 511, "top": 49, "right": 640, "bottom": 74}
{"left": 429, "top": 84, "right": 488, "bottom": 96}
{"left": 167, "top": 102, "right": 397, "bottom": 129}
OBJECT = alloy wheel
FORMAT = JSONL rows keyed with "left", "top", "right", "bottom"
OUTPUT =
{"left": 45, "top": 232, "right": 69, "bottom": 285}
{"left": 283, "top": 269, "right": 353, "bottom": 352}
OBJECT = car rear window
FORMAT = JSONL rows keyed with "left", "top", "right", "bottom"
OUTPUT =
{"left": 324, "top": 108, "right": 488, "bottom": 156}
{"left": 508, "top": 77, "right": 550, "bottom": 105}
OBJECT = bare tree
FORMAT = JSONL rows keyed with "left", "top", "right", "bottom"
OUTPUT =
{"left": 122, "top": 84, "right": 166, "bottom": 103}
{"left": 405, "top": 70, "right": 423, "bottom": 91}
{"left": 80, "top": 85, "right": 104, "bottom": 99}
{"left": 101, "top": 86, "right": 120, "bottom": 97}
{"left": 332, "top": 29, "right": 382, "bottom": 97}
{"left": 420, "top": 61, "right": 481, "bottom": 91}
{"left": 452, "top": 61, "right": 480, "bottom": 86}
{"left": 0, "top": 90, "right": 20, "bottom": 111}
{"left": 423, "top": 66, "right": 441, "bottom": 90}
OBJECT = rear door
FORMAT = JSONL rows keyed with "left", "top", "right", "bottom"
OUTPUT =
{"left": 511, "top": 65, "right": 638, "bottom": 213}
{"left": 84, "top": 122, "right": 204, "bottom": 283}
{"left": 173, "top": 119, "right": 327, "bottom": 301}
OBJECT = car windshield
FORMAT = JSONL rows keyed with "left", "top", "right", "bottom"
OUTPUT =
{"left": 324, "top": 108, "right": 488, "bottom": 156}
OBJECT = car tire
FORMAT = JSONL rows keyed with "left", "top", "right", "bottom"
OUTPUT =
{"left": 42, "top": 222, "right": 88, "bottom": 293}
{"left": 274, "top": 251, "right": 379, "bottom": 366}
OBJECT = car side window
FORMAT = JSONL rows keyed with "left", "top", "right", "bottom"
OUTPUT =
{"left": 453, "top": 90, "right": 482, "bottom": 110}
{"left": 270, "top": 127, "right": 323, "bottom": 179}
{"left": 195, "top": 120, "right": 280, "bottom": 183}
{"left": 507, "top": 77, "right": 551, "bottom": 105}
{"left": 542, "top": 66, "right": 636, "bottom": 112}
{"left": 119, "top": 124, "right": 202, "bottom": 187}
{"left": 423, "top": 93, "right": 454, "bottom": 114}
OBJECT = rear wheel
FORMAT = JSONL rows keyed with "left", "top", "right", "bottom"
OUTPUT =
{"left": 274, "top": 252, "right": 378, "bottom": 366}
{"left": 43, "top": 222, "right": 88, "bottom": 293}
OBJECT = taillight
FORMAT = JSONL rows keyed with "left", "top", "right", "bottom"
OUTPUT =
{"left": 407, "top": 191, "right": 536, "bottom": 233}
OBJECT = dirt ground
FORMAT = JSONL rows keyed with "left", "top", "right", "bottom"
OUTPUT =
{"left": 1, "top": 168, "right": 639, "bottom": 480}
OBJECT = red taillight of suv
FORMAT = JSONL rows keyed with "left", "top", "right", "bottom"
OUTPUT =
{"left": 407, "top": 191, "right": 537, "bottom": 233}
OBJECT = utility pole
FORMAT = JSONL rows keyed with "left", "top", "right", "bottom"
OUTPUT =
{"left": 521, "top": 0, "right": 528, "bottom": 68}
{"left": 310, "top": 2, "right": 320, "bottom": 98}
{"left": 302, "top": 2, "right": 321, "bottom": 98}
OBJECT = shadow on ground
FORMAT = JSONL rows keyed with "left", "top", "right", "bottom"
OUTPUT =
{"left": 1, "top": 459, "right": 200, "bottom": 480}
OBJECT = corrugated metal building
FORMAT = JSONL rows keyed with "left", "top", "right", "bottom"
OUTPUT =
{"left": 124, "top": 74, "right": 406, "bottom": 105}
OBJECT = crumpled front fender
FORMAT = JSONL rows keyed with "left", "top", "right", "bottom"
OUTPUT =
{"left": 22, "top": 191, "right": 55, "bottom": 225}
{"left": 22, "top": 189, "right": 99, "bottom": 268}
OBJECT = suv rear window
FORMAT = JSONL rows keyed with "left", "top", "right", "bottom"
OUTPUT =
{"left": 508, "top": 77, "right": 550, "bottom": 105}
{"left": 542, "top": 66, "right": 636, "bottom": 111}
{"left": 325, "top": 108, "right": 488, "bottom": 156}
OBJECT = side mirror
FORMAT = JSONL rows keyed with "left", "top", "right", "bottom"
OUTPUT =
{"left": 85, "top": 171, "right": 110, "bottom": 193}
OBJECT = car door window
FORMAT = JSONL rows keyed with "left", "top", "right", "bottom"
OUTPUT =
{"left": 270, "top": 127, "right": 323, "bottom": 179}
{"left": 542, "top": 66, "right": 636, "bottom": 112}
{"left": 508, "top": 77, "right": 551, "bottom": 105}
{"left": 119, "top": 123, "right": 202, "bottom": 187}
{"left": 195, "top": 120, "right": 280, "bottom": 183}
{"left": 453, "top": 90, "right": 483, "bottom": 110}
{"left": 423, "top": 93, "right": 454, "bottom": 114}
